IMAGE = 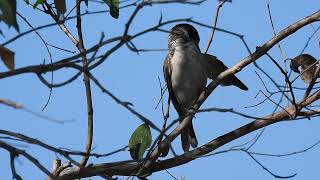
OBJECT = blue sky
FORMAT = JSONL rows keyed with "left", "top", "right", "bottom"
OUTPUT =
{"left": 1, "top": 0, "right": 320, "bottom": 179}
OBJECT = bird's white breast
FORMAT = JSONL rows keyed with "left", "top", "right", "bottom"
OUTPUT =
{"left": 170, "top": 42, "right": 207, "bottom": 108}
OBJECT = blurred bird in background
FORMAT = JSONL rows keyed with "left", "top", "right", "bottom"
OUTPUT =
{"left": 163, "top": 23, "right": 248, "bottom": 155}
{"left": 290, "top": 54, "right": 319, "bottom": 84}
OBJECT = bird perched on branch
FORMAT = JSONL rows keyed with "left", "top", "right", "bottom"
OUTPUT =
{"left": 290, "top": 54, "right": 319, "bottom": 84}
{"left": 163, "top": 23, "right": 248, "bottom": 154}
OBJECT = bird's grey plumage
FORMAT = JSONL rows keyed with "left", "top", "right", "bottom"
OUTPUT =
{"left": 163, "top": 23, "right": 248, "bottom": 155}
{"left": 290, "top": 54, "right": 319, "bottom": 83}
{"left": 163, "top": 24, "right": 204, "bottom": 154}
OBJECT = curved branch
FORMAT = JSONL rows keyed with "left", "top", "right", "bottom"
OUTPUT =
{"left": 75, "top": 0, "right": 94, "bottom": 167}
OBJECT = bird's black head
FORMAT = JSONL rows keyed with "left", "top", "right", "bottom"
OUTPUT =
{"left": 168, "top": 23, "right": 200, "bottom": 49}
{"left": 290, "top": 59, "right": 300, "bottom": 73}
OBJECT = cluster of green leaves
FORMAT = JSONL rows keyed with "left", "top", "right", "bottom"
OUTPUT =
{"left": 31, "top": 0, "right": 119, "bottom": 19}
{"left": 0, "top": 0, "right": 119, "bottom": 32}
{"left": 0, "top": 0, "right": 119, "bottom": 71}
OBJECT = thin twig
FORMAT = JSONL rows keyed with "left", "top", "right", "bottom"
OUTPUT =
{"left": 266, "top": 52, "right": 297, "bottom": 117}
{"left": 0, "top": 99, "right": 73, "bottom": 124}
{"left": 75, "top": 0, "right": 94, "bottom": 167}
{"left": 245, "top": 152, "right": 297, "bottom": 179}
{"left": 203, "top": 0, "right": 225, "bottom": 54}
{"left": 0, "top": 141, "right": 54, "bottom": 178}
{"left": 16, "top": 12, "right": 54, "bottom": 111}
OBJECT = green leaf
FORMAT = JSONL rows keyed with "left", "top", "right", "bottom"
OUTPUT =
{"left": 0, "top": 0, "right": 19, "bottom": 31}
{"left": 128, "top": 123, "right": 152, "bottom": 160}
{"left": 33, "top": 0, "right": 46, "bottom": 9}
{"left": 102, "top": 0, "right": 119, "bottom": 19}
{"left": 0, "top": 45, "right": 15, "bottom": 70}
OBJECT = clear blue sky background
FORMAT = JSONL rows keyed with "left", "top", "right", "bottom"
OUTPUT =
{"left": 1, "top": 0, "right": 320, "bottom": 179}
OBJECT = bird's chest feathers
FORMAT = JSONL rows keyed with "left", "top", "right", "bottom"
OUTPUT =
{"left": 170, "top": 45, "right": 207, "bottom": 106}
{"left": 171, "top": 49, "right": 204, "bottom": 80}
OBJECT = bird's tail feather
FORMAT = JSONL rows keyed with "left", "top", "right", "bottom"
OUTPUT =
{"left": 181, "top": 121, "right": 198, "bottom": 151}
{"left": 188, "top": 121, "right": 198, "bottom": 148}
{"left": 160, "top": 117, "right": 198, "bottom": 156}
{"left": 232, "top": 78, "right": 248, "bottom": 90}
{"left": 181, "top": 128, "right": 190, "bottom": 152}
{"left": 221, "top": 76, "right": 248, "bottom": 90}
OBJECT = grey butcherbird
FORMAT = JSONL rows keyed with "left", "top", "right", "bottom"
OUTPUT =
{"left": 163, "top": 23, "right": 248, "bottom": 154}
{"left": 290, "top": 54, "right": 319, "bottom": 84}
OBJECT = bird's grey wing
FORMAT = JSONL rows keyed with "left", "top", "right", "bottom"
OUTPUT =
{"left": 201, "top": 54, "right": 225, "bottom": 80}
{"left": 163, "top": 54, "right": 183, "bottom": 116}
{"left": 202, "top": 54, "right": 248, "bottom": 90}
